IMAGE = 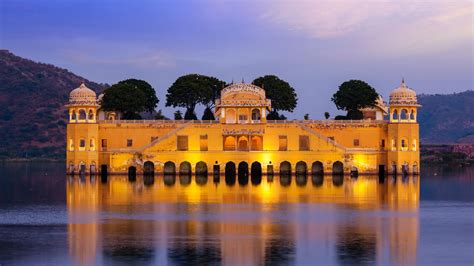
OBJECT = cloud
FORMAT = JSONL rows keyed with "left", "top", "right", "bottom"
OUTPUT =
{"left": 260, "top": 0, "right": 473, "bottom": 40}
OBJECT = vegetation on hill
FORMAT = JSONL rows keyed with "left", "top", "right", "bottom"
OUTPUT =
{"left": 0, "top": 50, "right": 106, "bottom": 159}
{"left": 418, "top": 91, "right": 474, "bottom": 144}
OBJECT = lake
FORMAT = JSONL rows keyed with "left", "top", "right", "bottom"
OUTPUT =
{"left": 0, "top": 162, "right": 472, "bottom": 265}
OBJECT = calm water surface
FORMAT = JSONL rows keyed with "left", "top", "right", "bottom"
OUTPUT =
{"left": 0, "top": 162, "right": 472, "bottom": 265}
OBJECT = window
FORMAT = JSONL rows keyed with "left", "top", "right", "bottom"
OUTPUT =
{"left": 224, "top": 136, "right": 236, "bottom": 151}
{"left": 90, "top": 139, "right": 95, "bottom": 151}
{"left": 238, "top": 115, "right": 247, "bottom": 123}
{"left": 353, "top": 139, "right": 360, "bottom": 146}
{"left": 200, "top": 135, "right": 208, "bottom": 151}
{"left": 401, "top": 139, "right": 408, "bottom": 151}
{"left": 79, "top": 139, "right": 86, "bottom": 151}
{"left": 127, "top": 139, "right": 133, "bottom": 147}
{"left": 251, "top": 109, "right": 261, "bottom": 122}
{"left": 78, "top": 109, "right": 87, "bottom": 120}
{"left": 177, "top": 136, "right": 188, "bottom": 151}
{"left": 392, "top": 110, "right": 398, "bottom": 120}
{"left": 251, "top": 136, "right": 263, "bottom": 151}
{"left": 101, "top": 139, "right": 107, "bottom": 148}
{"left": 400, "top": 109, "right": 408, "bottom": 120}
{"left": 410, "top": 110, "right": 415, "bottom": 121}
{"left": 88, "top": 110, "right": 94, "bottom": 120}
{"left": 299, "top": 135, "right": 310, "bottom": 151}
{"left": 381, "top": 139, "right": 385, "bottom": 148}
{"left": 279, "top": 136, "right": 288, "bottom": 151}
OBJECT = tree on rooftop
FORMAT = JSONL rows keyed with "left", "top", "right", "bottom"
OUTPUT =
{"left": 252, "top": 75, "right": 298, "bottom": 113}
{"left": 100, "top": 79, "right": 159, "bottom": 119}
{"left": 331, "top": 80, "right": 378, "bottom": 120}
{"left": 166, "top": 74, "right": 225, "bottom": 117}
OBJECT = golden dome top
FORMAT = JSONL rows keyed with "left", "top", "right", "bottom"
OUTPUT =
{"left": 68, "top": 83, "right": 97, "bottom": 105}
{"left": 389, "top": 79, "right": 418, "bottom": 106}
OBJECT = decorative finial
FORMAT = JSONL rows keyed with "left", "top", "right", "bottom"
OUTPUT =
{"left": 241, "top": 78, "right": 245, "bottom": 84}
{"left": 402, "top": 77, "right": 405, "bottom": 84}
{"left": 231, "top": 78, "right": 234, "bottom": 84}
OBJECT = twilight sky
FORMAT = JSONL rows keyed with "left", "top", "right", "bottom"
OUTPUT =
{"left": 1, "top": 0, "right": 473, "bottom": 118}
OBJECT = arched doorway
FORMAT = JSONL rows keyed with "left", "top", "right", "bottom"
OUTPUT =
{"left": 311, "top": 161, "right": 324, "bottom": 175}
{"left": 238, "top": 136, "right": 249, "bottom": 151}
{"left": 196, "top": 161, "right": 208, "bottom": 175}
{"left": 143, "top": 161, "right": 154, "bottom": 176}
{"left": 224, "top": 136, "right": 236, "bottom": 151}
{"left": 225, "top": 162, "right": 236, "bottom": 185}
{"left": 251, "top": 161, "right": 262, "bottom": 185}
{"left": 295, "top": 161, "right": 307, "bottom": 175}
{"left": 238, "top": 161, "right": 249, "bottom": 185}
{"left": 164, "top": 161, "right": 176, "bottom": 175}
{"left": 128, "top": 166, "right": 137, "bottom": 180}
{"left": 179, "top": 161, "right": 191, "bottom": 175}
{"left": 279, "top": 161, "right": 292, "bottom": 175}
{"left": 250, "top": 136, "right": 262, "bottom": 151}
{"left": 332, "top": 161, "right": 343, "bottom": 175}
{"left": 251, "top": 108, "right": 261, "bottom": 122}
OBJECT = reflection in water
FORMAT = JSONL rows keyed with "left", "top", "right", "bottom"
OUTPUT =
{"left": 67, "top": 174, "right": 420, "bottom": 265}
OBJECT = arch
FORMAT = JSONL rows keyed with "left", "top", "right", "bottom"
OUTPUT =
{"left": 238, "top": 161, "right": 249, "bottom": 185}
{"left": 250, "top": 136, "right": 262, "bottom": 151}
{"left": 225, "top": 161, "right": 236, "bottom": 185}
{"left": 90, "top": 161, "right": 96, "bottom": 174}
{"left": 400, "top": 109, "right": 408, "bottom": 120}
{"left": 350, "top": 166, "right": 359, "bottom": 178}
{"left": 410, "top": 110, "right": 415, "bottom": 121}
{"left": 179, "top": 161, "right": 192, "bottom": 175}
{"left": 68, "top": 161, "right": 75, "bottom": 174}
{"left": 332, "top": 161, "right": 343, "bottom": 175}
{"left": 143, "top": 161, "right": 155, "bottom": 176}
{"left": 238, "top": 136, "right": 249, "bottom": 151}
{"left": 88, "top": 109, "right": 94, "bottom": 120}
{"left": 238, "top": 109, "right": 249, "bottom": 123}
{"left": 413, "top": 162, "right": 419, "bottom": 175}
{"left": 295, "top": 161, "right": 307, "bottom": 175}
{"left": 79, "top": 161, "right": 86, "bottom": 175}
{"left": 128, "top": 166, "right": 137, "bottom": 179}
{"left": 251, "top": 108, "right": 261, "bottom": 122}
{"left": 392, "top": 109, "right": 398, "bottom": 120}
{"left": 195, "top": 161, "right": 208, "bottom": 175}
{"left": 224, "top": 136, "right": 236, "bottom": 151}
{"left": 311, "top": 161, "right": 324, "bottom": 175}
{"left": 71, "top": 111, "right": 77, "bottom": 121}
{"left": 164, "top": 161, "right": 176, "bottom": 175}
{"left": 226, "top": 109, "right": 236, "bottom": 124}
{"left": 279, "top": 161, "right": 292, "bottom": 175}
{"left": 78, "top": 109, "right": 87, "bottom": 120}
{"left": 251, "top": 162, "right": 262, "bottom": 185}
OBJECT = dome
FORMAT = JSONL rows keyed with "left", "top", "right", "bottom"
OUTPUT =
{"left": 216, "top": 82, "right": 271, "bottom": 109}
{"left": 389, "top": 79, "right": 418, "bottom": 106}
{"left": 221, "top": 83, "right": 266, "bottom": 100}
{"left": 69, "top": 83, "right": 98, "bottom": 105}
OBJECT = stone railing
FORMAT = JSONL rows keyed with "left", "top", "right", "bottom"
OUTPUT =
{"left": 98, "top": 119, "right": 219, "bottom": 124}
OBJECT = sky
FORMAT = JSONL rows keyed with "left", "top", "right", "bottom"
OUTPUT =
{"left": 1, "top": 0, "right": 473, "bottom": 119}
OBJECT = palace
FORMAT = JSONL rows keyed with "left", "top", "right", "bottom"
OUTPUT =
{"left": 66, "top": 81, "right": 420, "bottom": 176}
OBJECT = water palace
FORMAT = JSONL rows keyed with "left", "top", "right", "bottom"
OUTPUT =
{"left": 66, "top": 81, "right": 420, "bottom": 176}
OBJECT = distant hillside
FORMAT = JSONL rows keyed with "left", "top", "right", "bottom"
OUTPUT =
{"left": 0, "top": 50, "right": 106, "bottom": 159}
{"left": 418, "top": 91, "right": 474, "bottom": 144}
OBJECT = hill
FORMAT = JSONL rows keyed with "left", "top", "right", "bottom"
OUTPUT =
{"left": 418, "top": 91, "right": 474, "bottom": 144}
{"left": 0, "top": 50, "right": 106, "bottom": 159}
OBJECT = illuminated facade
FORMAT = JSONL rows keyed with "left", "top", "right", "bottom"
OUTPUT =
{"left": 66, "top": 81, "right": 420, "bottom": 175}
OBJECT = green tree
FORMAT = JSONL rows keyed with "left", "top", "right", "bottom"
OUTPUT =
{"left": 202, "top": 107, "right": 215, "bottom": 120}
{"left": 331, "top": 80, "right": 378, "bottom": 120}
{"left": 304, "top": 113, "right": 310, "bottom": 120}
{"left": 166, "top": 74, "right": 225, "bottom": 117}
{"left": 174, "top": 110, "right": 183, "bottom": 120}
{"left": 184, "top": 108, "right": 197, "bottom": 120}
{"left": 267, "top": 110, "right": 287, "bottom": 120}
{"left": 100, "top": 79, "right": 159, "bottom": 119}
{"left": 324, "top": 112, "right": 330, "bottom": 119}
{"left": 252, "top": 75, "right": 298, "bottom": 112}
{"left": 154, "top": 110, "right": 169, "bottom": 120}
